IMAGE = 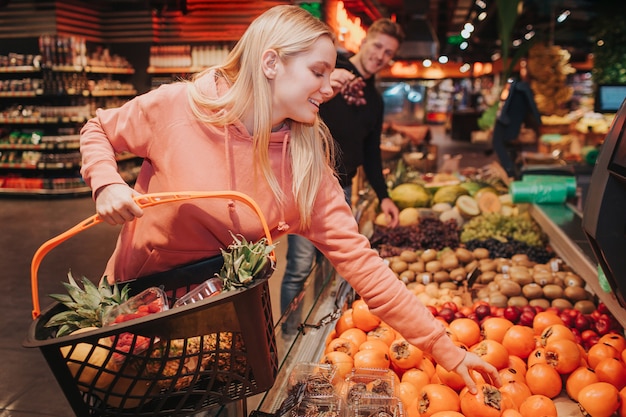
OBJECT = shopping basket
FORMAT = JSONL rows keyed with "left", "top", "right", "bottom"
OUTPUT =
{"left": 23, "top": 191, "right": 279, "bottom": 417}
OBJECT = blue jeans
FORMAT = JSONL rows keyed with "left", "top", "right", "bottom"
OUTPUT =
{"left": 280, "top": 185, "right": 352, "bottom": 314}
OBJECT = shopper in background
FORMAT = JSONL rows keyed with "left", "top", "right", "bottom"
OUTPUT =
{"left": 79, "top": 5, "right": 499, "bottom": 394}
{"left": 491, "top": 65, "right": 541, "bottom": 178}
{"left": 280, "top": 18, "right": 402, "bottom": 318}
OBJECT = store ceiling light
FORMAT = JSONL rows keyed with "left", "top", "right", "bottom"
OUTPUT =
{"left": 557, "top": 10, "right": 571, "bottom": 23}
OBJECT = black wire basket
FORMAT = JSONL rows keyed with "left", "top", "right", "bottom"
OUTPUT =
{"left": 23, "top": 192, "right": 279, "bottom": 416}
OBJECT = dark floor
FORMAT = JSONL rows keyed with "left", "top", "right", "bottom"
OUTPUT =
{"left": 0, "top": 126, "right": 495, "bottom": 417}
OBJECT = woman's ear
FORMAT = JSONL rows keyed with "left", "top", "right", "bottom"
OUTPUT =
{"left": 261, "top": 49, "right": 279, "bottom": 79}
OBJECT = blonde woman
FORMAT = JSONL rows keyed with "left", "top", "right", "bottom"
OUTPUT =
{"left": 79, "top": 5, "right": 499, "bottom": 394}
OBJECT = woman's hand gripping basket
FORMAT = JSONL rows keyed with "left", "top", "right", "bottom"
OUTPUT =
{"left": 23, "top": 191, "right": 279, "bottom": 417}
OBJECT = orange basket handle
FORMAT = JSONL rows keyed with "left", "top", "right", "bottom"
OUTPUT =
{"left": 31, "top": 191, "right": 275, "bottom": 319}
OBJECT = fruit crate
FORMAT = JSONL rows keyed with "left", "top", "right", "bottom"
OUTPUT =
{"left": 23, "top": 191, "right": 279, "bottom": 417}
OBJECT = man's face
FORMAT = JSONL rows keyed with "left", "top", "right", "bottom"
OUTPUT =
{"left": 356, "top": 32, "right": 399, "bottom": 77}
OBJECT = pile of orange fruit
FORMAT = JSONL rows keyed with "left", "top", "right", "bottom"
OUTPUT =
{"left": 320, "top": 299, "right": 626, "bottom": 417}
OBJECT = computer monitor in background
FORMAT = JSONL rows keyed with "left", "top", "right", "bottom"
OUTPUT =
{"left": 582, "top": 97, "right": 626, "bottom": 307}
{"left": 594, "top": 84, "right": 626, "bottom": 113}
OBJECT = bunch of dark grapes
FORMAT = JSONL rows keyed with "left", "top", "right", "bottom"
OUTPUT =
{"left": 371, "top": 217, "right": 460, "bottom": 255}
{"left": 464, "top": 238, "right": 555, "bottom": 263}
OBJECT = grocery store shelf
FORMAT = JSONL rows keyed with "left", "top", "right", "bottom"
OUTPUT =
{"left": 0, "top": 186, "right": 91, "bottom": 196}
{"left": 147, "top": 66, "right": 205, "bottom": 74}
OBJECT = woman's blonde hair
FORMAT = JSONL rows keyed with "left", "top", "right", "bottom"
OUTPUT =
{"left": 186, "top": 5, "right": 336, "bottom": 229}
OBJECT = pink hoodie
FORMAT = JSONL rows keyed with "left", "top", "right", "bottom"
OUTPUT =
{"left": 79, "top": 71, "right": 464, "bottom": 371}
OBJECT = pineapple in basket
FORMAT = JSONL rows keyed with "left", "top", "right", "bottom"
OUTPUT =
{"left": 45, "top": 272, "right": 130, "bottom": 337}
{"left": 45, "top": 272, "right": 130, "bottom": 390}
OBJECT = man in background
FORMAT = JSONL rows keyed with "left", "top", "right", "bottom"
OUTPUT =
{"left": 280, "top": 18, "right": 405, "bottom": 330}
{"left": 491, "top": 65, "right": 542, "bottom": 178}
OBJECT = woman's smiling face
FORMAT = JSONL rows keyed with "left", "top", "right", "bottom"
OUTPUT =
{"left": 269, "top": 35, "right": 337, "bottom": 125}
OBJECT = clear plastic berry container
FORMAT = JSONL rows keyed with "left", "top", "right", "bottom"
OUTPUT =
{"left": 292, "top": 393, "right": 344, "bottom": 417}
{"left": 288, "top": 362, "right": 337, "bottom": 397}
{"left": 102, "top": 286, "right": 168, "bottom": 326}
{"left": 172, "top": 277, "right": 223, "bottom": 307}
{"left": 346, "top": 394, "right": 404, "bottom": 417}
{"left": 342, "top": 367, "right": 397, "bottom": 404}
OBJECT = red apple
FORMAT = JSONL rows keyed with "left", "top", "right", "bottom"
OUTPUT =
{"left": 503, "top": 306, "right": 522, "bottom": 323}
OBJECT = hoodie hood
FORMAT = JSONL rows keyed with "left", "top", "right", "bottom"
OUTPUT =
{"left": 193, "top": 70, "right": 291, "bottom": 143}
{"left": 194, "top": 69, "right": 291, "bottom": 231}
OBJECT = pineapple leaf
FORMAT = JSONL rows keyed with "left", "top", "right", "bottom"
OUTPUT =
{"left": 116, "top": 283, "right": 131, "bottom": 304}
{"left": 66, "top": 270, "right": 80, "bottom": 288}
{"left": 81, "top": 276, "right": 101, "bottom": 297}
{"left": 62, "top": 282, "right": 86, "bottom": 303}
{"left": 56, "top": 324, "right": 79, "bottom": 337}
{"left": 47, "top": 293, "right": 74, "bottom": 304}
{"left": 218, "top": 231, "right": 275, "bottom": 291}
{"left": 45, "top": 270, "right": 132, "bottom": 336}
{"left": 45, "top": 311, "right": 85, "bottom": 327}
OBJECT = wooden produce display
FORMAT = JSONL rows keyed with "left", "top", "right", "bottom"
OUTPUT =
{"left": 320, "top": 166, "right": 626, "bottom": 417}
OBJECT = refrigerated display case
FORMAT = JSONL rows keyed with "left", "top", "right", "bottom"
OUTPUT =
{"left": 582, "top": 97, "right": 626, "bottom": 309}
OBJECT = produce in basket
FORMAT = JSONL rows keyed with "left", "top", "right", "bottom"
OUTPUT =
{"left": 45, "top": 271, "right": 130, "bottom": 337}
{"left": 137, "top": 233, "right": 271, "bottom": 391}
{"left": 142, "top": 336, "right": 205, "bottom": 390}
{"left": 103, "top": 287, "right": 168, "bottom": 362}
{"left": 59, "top": 326, "right": 118, "bottom": 390}
{"left": 217, "top": 231, "right": 275, "bottom": 291}
{"left": 140, "top": 332, "right": 247, "bottom": 390}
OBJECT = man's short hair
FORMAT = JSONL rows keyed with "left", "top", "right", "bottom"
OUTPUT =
{"left": 367, "top": 18, "right": 405, "bottom": 44}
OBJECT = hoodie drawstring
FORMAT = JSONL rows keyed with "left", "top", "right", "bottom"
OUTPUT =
{"left": 224, "top": 128, "right": 290, "bottom": 232}
{"left": 277, "top": 132, "right": 290, "bottom": 232}
{"left": 223, "top": 127, "right": 236, "bottom": 211}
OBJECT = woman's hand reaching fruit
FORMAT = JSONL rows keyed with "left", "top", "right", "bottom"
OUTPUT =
{"left": 452, "top": 350, "right": 502, "bottom": 395}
